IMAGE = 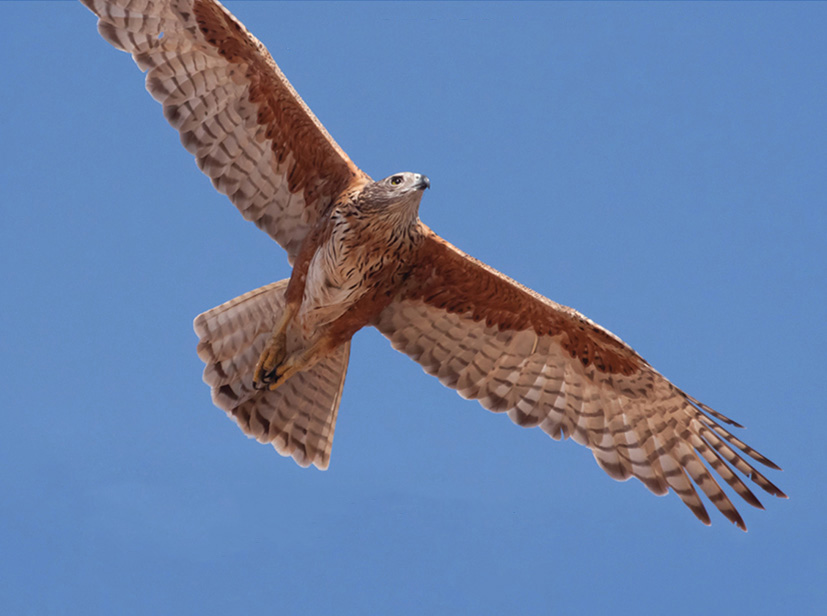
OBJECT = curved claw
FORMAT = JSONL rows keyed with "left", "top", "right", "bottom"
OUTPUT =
{"left": 266, "top": 359, "right": 300, "bottom": 391}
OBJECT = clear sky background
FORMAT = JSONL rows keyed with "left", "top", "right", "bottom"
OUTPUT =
{"left": 2, "top": 1, "right": 825, "bottom": 614}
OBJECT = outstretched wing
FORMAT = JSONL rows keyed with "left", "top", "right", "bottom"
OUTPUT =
{"left": 81, "top": 0, "right": 369, "bottom": 261}
{"left": 375, "top": 228, "right": 786, "bottom": 529}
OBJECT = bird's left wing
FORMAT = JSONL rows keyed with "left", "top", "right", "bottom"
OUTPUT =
{"left": 81, "top": 0, "right": 369, "bottom": 261}
{"left": 374, "top": 229, "right": 785, "bottom": 529}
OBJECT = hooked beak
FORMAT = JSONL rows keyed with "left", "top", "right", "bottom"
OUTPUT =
{"left": 415, "top": 174, "right": 430, "bottom": 190}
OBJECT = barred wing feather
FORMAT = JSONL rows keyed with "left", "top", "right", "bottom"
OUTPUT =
{"left": 375, "top": 231, "right": 786, "bottom": 529}
{"left": 81, "top": 0, "right": 369, "bottom": 261}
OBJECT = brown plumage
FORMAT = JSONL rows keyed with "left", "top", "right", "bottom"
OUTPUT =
{"left": 82, "top": 0, "right": 786, "bottom": 530}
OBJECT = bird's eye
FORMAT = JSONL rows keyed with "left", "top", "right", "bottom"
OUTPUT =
{"left": 390, "top": 176, "right": 403, "bottom": 186}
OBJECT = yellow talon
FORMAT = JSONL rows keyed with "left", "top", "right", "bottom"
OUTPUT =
{"left": 253, "top": 331, "right": 287, "bottom": 389}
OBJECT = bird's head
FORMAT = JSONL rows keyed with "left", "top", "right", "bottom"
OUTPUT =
{"left": 358, "top": 172, "right": 430, "bottom": 226}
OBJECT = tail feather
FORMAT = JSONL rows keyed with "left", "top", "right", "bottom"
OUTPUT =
{"left": 193, "top": 280, "right": 350, "bottom": 469}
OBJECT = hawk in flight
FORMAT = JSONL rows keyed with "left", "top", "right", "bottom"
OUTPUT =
{"left": 82, "top": 0, "right": 785, "bottom": 529}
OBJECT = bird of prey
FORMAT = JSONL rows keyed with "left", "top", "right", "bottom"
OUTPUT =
{"left": 81, "top": 0, "right": 785, "bottom": 529}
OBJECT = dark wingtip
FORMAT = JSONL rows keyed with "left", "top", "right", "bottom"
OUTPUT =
{"left": 762, "top": 458, "right": 783, "bottom": 472}
{"left": 723, "top": 507, "right": 748, "bottom": 531}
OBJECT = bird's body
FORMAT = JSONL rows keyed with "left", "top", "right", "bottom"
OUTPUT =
{"left": 293, "top": 174, "right": 427, "bottom": 344}
{"left": 81, "top": 0, "right": 786, "bottom": 529}
{"left": 258, "top": 172, "right": 430, "bottom": 389}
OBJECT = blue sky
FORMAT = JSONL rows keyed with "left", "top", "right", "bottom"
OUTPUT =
{"left": 2, "top": 1, "right": 825, "bottom": 614}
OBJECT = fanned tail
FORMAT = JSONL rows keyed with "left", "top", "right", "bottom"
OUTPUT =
{"left": 193, "top": 281, "right": 350, "bottom": 469}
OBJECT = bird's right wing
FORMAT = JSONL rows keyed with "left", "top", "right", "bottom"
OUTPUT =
{"left": 81, "top": 0, "right": 370, "bottom": 261}
{"left": 374, "top": 229, "right": 786, "bottom": 529}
